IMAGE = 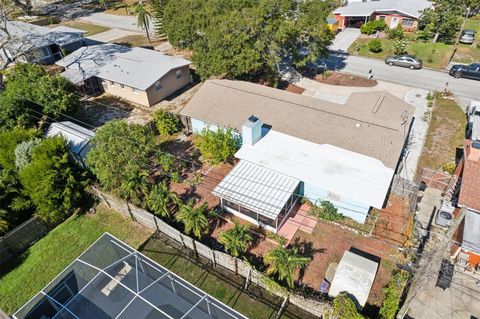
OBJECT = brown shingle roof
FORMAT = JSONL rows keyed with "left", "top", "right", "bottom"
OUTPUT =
{"left": 459, "top": 141, "right": 480, "bottom": 212}
{"left": 180, "top": 80, "right": 414, "bottom": 168}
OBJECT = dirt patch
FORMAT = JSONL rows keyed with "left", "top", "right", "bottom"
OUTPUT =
{"left": 152, "top": 82, "right": 202, "bottom": 113}
{"left": 313, "top": 71, "right": 378, "bottom": 87}
{"left": 75, "top": 94, "right": 153, "bottom": 127}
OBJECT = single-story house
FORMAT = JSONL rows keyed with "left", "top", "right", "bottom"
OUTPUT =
{"left": 0, "top": 21, "right": 86, "bottom": 64}
{"left": 46, "top": 121, "right": 95, "bottom": 167}
{"left": 333, "top": 0, "right": 432, "bottom": 31}
{"left": 180, "top": 80, "right": 414, "bottom": 232}
{"left": 328, "top": 250, "right": 379, "bottom": 307}
{"left": 55, "top": 44, "right": 192, "bottom": 107}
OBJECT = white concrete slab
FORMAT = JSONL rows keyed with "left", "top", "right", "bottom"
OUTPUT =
{"left": 329, "top": 28, "right": 360, "bottom": 52}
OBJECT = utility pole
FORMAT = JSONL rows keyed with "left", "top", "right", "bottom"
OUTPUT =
{"left": 455, "top": 7, "right": 471, "bottom": 46}
{"left": 396, "top": 208, "right": 466, "bottom": 319}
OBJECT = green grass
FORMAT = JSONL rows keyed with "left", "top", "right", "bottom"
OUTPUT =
{"left": 0, "top": 205, "right": 153, "bottom": 315}
{"left": 464, "top": 17, "right": 480, "bottom": 33}
{"left": 416, "top": 94, "right": 467, "bottom": 173}
{"left": 348, "top": 38, "right": 454, "bottom": 69}
{"left": 141, "top": 235, "right": 314, "bottom": 319}
{"left": 55, "top": 21, "right": 111, "bottom": 36}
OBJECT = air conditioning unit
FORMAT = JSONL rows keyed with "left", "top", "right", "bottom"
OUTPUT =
{"left": 435, "top": 200, "right": 455, "bottom": 228}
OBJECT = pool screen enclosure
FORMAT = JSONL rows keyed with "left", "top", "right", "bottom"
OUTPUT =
{"left": 13, "top": 233, "right": 247, "bottom": 319}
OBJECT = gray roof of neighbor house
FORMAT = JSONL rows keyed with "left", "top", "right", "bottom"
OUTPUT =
{"left": 0, "top": 21, "right": 85, "bottom": 53}
{"left": 180, "top": 80, "right": 415, "bottom": 169}
{"left": 333, "top": 0, "right": 432, "bottom": 18}
{"left": 46, "top": 121, "right": 94, "bottom": 155}
{"left": 56, "top": 44, "right": 191, "bottom": 90}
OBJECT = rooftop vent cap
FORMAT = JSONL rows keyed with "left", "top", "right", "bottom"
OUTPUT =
{"left": 355, "top": 123, "right": 361, "bottom": 128}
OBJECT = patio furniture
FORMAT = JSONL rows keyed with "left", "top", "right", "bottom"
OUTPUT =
{"left": 457, "top": 251, "right": 470, "bottom": 271}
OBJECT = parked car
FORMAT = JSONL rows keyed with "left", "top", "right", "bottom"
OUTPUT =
{"left": 449, "top": 63, "right": 480, "bottom": 80}
{"left": 385, "top": 55, "right": 423, "bottom": 70}
{"left": 459, "top": 29, "right": 476, "bottom": 44}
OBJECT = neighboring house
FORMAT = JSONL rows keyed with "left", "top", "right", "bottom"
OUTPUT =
{"left": 55, "top": 44, "right": 192, "bottom": 107}
{"left": 45, "top": 121, "right": 95, "bottom": 168}
{"left": 180, "top": 80, "right": 414, "bottom": 232}
{"left": 328, "top": 250, "right": 379, "bottom": 307}
{"left": 0, "top": 21, "right": 86, "bottom": 64}
{"left": 454, "top": 107, "right": 480, "bottom": 268}
{"left": 333, "top": 0, "right": 432, "bottom": 31}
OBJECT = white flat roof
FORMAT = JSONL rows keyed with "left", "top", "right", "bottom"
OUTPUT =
{"left": 328, "top": 251, "right": 379, "bottom": 307}
{"left": 46, "top": 121, "right": 94, "bottom": 154}
{"left": 235, "top": 130, "right": 394, "bottom": 210}
{"left": 213, "top": 160, "right": 300, "bottom": 220}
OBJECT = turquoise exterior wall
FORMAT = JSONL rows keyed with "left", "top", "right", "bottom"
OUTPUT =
{"left": 300, "top": 182, "right": 370, "bottom": 224}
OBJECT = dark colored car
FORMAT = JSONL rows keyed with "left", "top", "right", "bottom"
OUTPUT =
{"left": 459, "top": 29, "right": 476, "bottom": 44}
{"left": 449, "top": 63, "right": 480, "bottom": 80}
{"left": 385, "top": 55, "right": 423, "bottom": 70}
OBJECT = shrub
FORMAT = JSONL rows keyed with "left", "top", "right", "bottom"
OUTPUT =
{"left": 368, "top": 39, "right": 383, "bottom": 53}
{"left": 194, "top": 128, "right": 240, "bottom": 164}
{"left": 379, "top": 271, "right": 409, "bottom": 319}
{"left": 387, "top": 24, "right": 404, "bottom": 40}
{"left": 153, "top": 109, "right": 181, "bottom": 135}
{"left": 20, "top": 137, "right": 88, "bottom": 223}
{"left": 332, "top": 293, "right": 365, "bottom": 319}
{"left": 393, "top": 39, "right": 408, "bottom": 55}
{"left": 14, "top": 138, "right": 41, "bottom": 170}
{"left": 308, "top": 200, "right": 343, "bottom": 221}
{"left": 360, "top": 20, "right": 387, "bottom": 35}
{"left": 442, "top": 162, "right": 456, "bottom": 175}
{"left": 0, "top": 128, "right": 38, "bottom": 170}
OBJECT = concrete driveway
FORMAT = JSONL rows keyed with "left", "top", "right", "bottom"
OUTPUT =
{"left": 87, "top": 28, "right": 139, "bottom": 43}
{"left": 329, "top": 28, "right": 360, "bottom": 52}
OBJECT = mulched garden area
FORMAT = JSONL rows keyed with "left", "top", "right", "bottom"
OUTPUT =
{"left": 314, "top": 71, "right": 378, "bottom": 87}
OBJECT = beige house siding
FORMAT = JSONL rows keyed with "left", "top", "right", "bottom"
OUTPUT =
{"left": 99, "top": 65, "right": 190, "bottom": 107}
{"left": 101, "top": 80, "right": 150, "bottom": 106}
{"left": 145, "top": 66, "right": 191, "bottom": 106}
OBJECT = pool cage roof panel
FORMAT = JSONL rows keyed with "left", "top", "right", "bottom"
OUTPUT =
{"left": 14, "top": 233, "right": 248, "bottom": 319}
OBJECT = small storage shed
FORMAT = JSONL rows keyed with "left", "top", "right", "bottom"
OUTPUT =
{"left": 328, "top": 250, "right": 379, "bottom": 307}
{"left": 46, "top": 121, "right": 94, "bottom": 167}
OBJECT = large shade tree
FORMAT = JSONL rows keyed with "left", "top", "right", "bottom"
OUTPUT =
{"left": 162, "top": 0, "right": 335, "bottom": 82}
{"left": 86, "top": 120, "right": 154, "bottom": 204}
{"left": 264, "top": 246, "right": 309, "bottom": 288}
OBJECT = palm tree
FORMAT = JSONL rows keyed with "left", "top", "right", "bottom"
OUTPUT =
{"left": 219, "top": 221, "right": 253, "bottom": 275}
{"left": 98, "top": 0, "right": 108, "bottom": 10}
{"left": 147, "top": 181, "right": 178, "bottom": 219}
{"left": 264, "top": 247, "right": 310, "bottom": 288}
{"left": 176, "top": 199, "right": 213, "bottom": 258}
{"left": 219, "top": 221, "right": 253, "bottom": 257}
{"left": 176, "top": 198, "right": 210, "bottom": 239}
{"left": 134, "top": 2, "right": 152, "bottom": 43}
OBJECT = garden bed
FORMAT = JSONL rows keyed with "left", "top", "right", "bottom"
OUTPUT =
{"left": 313, "top": 71, "right": 377, "bottom": 87}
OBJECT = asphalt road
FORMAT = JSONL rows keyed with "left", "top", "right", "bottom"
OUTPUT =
{"left": 79, "top": 12, "right": 153, "bottom": 35}
{"left": 321, "top": 53, "right": 480, "bottom": 100}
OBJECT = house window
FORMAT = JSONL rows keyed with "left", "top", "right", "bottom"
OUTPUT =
{"left": 378, "top": 15, "right": 386, "bottom": 21}
{"left": 176, "top": 69, "right": 182, "bottom": 80}
{"left": 41, "top": 47, "right": 51, "bottom": 57}
{"left": 110, "top": 81, "right": 115, "bottom": 86}
{"left": 155, "top": 80, "right": 162, "bottom": 91}
{"left": 402, "top": 18, "right": 415, "bottom": 27}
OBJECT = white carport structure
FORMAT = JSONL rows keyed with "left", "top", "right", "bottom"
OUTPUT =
{"left": 328, "top": 251, "right": 379, "bottom": 307}
{"left": 213, "top": 160, "right": 300, "bottom": 233}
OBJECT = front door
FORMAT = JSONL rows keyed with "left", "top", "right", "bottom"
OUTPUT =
{"left": 390, "top": 17, "right": 399, "bottom": 28}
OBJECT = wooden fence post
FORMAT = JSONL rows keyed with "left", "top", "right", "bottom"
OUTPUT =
{"left": 211, "top": 248, "right": 216, "bottom": 267}
{"left": 275, "top": 295, "right": 289, "bottom": 319}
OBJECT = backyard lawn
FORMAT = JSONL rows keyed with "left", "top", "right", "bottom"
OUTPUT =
{"left": 0, "top": 205, "right": 153, "bottom": 315}
{"left": 52, "top": 20, "right": 111, "bottom": 36}
{"left": 348, "top": 38, "right": 454, "bottom": 69}
{"left": 141, "top": 234, "right": 316, "bottom": 319}
{"left": 416, "top": 94, "right": 467, "bottom": 173}
{"left": 451, "top": 18, "right": 480, "bottom": 64}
